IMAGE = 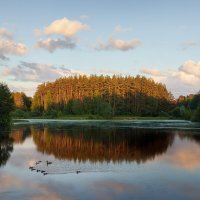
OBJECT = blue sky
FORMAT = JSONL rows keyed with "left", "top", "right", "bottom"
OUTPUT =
{"left": 0, "top": 0, "right": 200, "bottom": 97}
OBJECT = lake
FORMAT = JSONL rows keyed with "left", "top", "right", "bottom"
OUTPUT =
{"left": 1, "top": 120, "right": 200, "bottom": 200}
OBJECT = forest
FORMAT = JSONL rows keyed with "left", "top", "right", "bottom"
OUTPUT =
{"left": 14, "top": 75, "right": 174, "bottom": 118}
{"left": 1, "top": 75, "right": 200, "bottom": 123}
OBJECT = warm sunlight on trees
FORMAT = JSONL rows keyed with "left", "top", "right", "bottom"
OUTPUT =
{"left": 12, "top": 92, "right": 31, "bottom": 111}
{"left": 31, "top": 75, "right": 174, "bottom": 117}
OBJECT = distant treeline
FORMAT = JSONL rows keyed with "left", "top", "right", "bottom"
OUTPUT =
{"left": 9, "top": 75, "right": 200, "bottom": 121}
{"left": 171, "top": 93, "right": 200, "bottom": 121}
{"left": 30, "top": 75, "right": 173, "bottom": 117}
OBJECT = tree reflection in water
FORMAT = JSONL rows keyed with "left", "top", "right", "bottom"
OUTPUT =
{"left": 30, "top": 124, "right": 175, "bottom": 163}
{"left": 0, "top": 127, "right": 13, "bottom": 167}
{"left": 4, "top": 124, "right": 200, "bottom": 170}
{"left": 178, "top": 130, "right": 200, "bottom": 145}
{"left": 9, "top": 126, "right": 31, "bottom": 144}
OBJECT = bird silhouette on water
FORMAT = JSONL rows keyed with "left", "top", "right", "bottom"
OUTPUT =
{"left": 29, "top": 160, "right": 50, "bottom": 176}
{"left": 35, "top": 161, "right": 42, "bottom": 165}
{"left": 46, "top": 161, "right": 52, "bottom": 166}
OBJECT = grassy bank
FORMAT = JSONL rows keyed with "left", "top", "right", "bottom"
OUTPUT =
{"left": 13, "top": 114, "right": 171, "bottom": 121}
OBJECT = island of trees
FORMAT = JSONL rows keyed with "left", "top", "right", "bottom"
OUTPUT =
{"left": 1, "top": 74, "right": 200, "bottom": 124}
{"left": 31, "top": 75, "right": 173, "bottom": 118}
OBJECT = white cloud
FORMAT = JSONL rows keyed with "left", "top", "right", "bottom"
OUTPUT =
{"left": 141, "top": 68, "right": 162, "bottom": 76}
{"left": 179, "top": 60, "right": 200, "bottom": 77}
{"left": 36, "top": 17, "right": 89, "bottom": 38}
{"left": 0, "top": 54, "right": 9, "bottom": 61}
{"left": 141, "top": 60, "right": 200, "bottom": 97}
{"left": 3, "top": 61, "right": 85, "bottom": 82}
{"left": 93, "top": 25, "right": 141, "bottom": 51}
{"left": 0, "top": 27, "right": 28, "bottom": 60}
{"left": 0, "top": 28, "right": 13, "bottom": 39}
{"left": 34, "top": 17, "right": 88, "bottom": 52}
{"left": 94, "top": 38, "right": 141, "bottom": 51}
{"left": 35, "top": 38, "right": 76, "bottom": 52}
{"left": 171, "top": 71, "right": 200, "bottom": 86}
{"left": 8, "top": 83, "right": 38, "bottom": 97}
{"left": 0, "top": 39, "right": 27, "bottom": 56}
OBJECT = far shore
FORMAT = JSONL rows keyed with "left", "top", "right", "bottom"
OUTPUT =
{"left": 12, "top": 118, "right": 191, "bottom": 124}
{"left": 13, "top": 116, "right": 171, "bottom": 122}
{"left": 12, "top": 118, "right": 200, "bottom": 131}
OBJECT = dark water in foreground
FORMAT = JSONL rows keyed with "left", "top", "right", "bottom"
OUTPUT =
{"left": 1, "top": 120, "right": 200, "bottom": 200}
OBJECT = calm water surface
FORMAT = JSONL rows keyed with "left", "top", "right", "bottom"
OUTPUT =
{"left": 1, "top": 120, "right": 200, "bottom": 200}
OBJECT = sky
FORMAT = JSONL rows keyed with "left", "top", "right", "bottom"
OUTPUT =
{"left": 0, "top": 0, "right": 200, "bottom": 97}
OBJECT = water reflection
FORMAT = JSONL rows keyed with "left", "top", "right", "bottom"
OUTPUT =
{"left": 9, "top": 126, "right": 31, "bottom": 144}
{"left": 162, "top": 131, "right": 200, "bottom": 170}
{"left": 3, "top": 124, "right": 200, "bottom": 167}
{"left": 178, "top": 131, "right": 200, "bottom": 145}
{"left": 1, "top": 123, "right": 200, "bottom": 200}
{"left": 9, "top": 124, "right": 175, "bottom": 163}
{"left": 0, "top": 127, "right": 13, "bottom": 167}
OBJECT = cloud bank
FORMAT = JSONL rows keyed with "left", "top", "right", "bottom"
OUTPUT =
{"left": 37, "top": 17, "right": 89, "bottom": 37}
{"left": 141, "top": 60, "right": 200, "bottom": 97}
{"left": 141, "top": 68, "right": 162, "bottom": 76}
{"left": 93, "top": 25, "right": 141, "bottom": 51}
{"left": 35, "top": 17, "right": 89, "bottom": 52}
{"left": 0, "top": 28, "right": 13, "bottom": 39}
{"left": 94, "top": 38, "right": 141, "bottom": 51}
{"left": 35, "top": 38, "right": 76, "bottom": 53}
{"left": 3, "top": 61, "right": 85, "bottom": 82}
{"left": 0, "top": 27, "right": 28, "bottom": 60}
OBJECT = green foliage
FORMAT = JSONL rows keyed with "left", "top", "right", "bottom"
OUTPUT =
{"left": 170, "top": 107, "right": 181, "bottom": 118}
{"left": 159, "top": 111, "right": 170, "bottom": 117}
{"left": 179, "top": 106, "right": 192, "bottom": 120}
{"left": 192, "top": 103, "right": 200, "bottom": 122}
{"left": 183, "top": 108, "right": 192, "bottom": 120}
{"left": 173, "top": 93, "right": 200, "bottom": 121}
{"left": 189, "top": 95, "right": 200, "bottom": 109}
{"left": 98, "top": 100, "right": 113, "bottom": 118}
{"left": 0, "top": 83, "right": 14, "bottom": 126}
{"left": 72, "top": 100, "right": 83, "bottom": 115}
{"left": 63, "top": 100, "right": 73, "bottom": 115}
{"left": 89, "top": 97, "right": 112, "bottom": 118}
{"left": 31, "top": 75, "right": 173, "bottom": 118}
{"left": 11, "top": 109, "right": 30, "bottom": 118}
{"left": 45, "top": 108, "right": 57, "bottom": 118}
{"left": 63, "top": 97, "right": 113, "bottom": 118}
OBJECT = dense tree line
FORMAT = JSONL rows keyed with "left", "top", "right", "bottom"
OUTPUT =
{"left": 3, "top": 75, "right": 200, "bottom": 121}
{"left": 11, "top": 92, "right": 32, "bottom": 118}
{"left": 0, "top": 83, "right": 14, "bottom": 126}
{"left": 12, "top": 92, "right": 31, "bottom": 111}
{"left": 171, "top": 93, "right": 200, "bottom": 121}
{"left": 31, "top": 75, "right": 174, "bottom": 117}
